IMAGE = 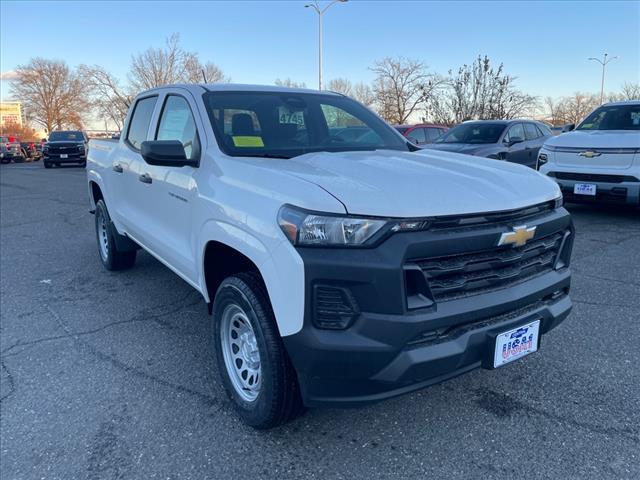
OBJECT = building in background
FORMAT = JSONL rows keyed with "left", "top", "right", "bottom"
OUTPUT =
{"left": 0, "top": 101, "right": 25, "bottom": 127}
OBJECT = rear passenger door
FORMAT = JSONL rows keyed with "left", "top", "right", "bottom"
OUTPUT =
{"left": 116, "top": 95, "right": 158, "bottom": 236}
{"left": 523, "top": 123, "right": 546, "bottom": 168}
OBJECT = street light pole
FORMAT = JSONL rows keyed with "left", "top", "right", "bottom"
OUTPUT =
{"left": 588, "top": 53, "right": 618, "bottom": 105}
{"left": 305, "top": 0, "right": 348, "bottom": 90}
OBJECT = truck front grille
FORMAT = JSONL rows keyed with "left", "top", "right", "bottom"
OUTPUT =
{"left": 415, "top": 231, "right": 566, "bottom": 302}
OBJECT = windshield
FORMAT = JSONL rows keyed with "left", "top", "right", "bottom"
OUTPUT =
{"left": 202, "top": 91, "right": 409, "bottom": 159}
{"left": 48, "top": 131, "right": 84, "bottom": 141}
{"left": 577, "top": 104, "right": 640, "bottom": 131}
{"left": 435, "top": 123, "right": 506, "bottom": 144}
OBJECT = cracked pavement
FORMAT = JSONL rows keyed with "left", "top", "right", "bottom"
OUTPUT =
{"left": 1, "top": 163, "right": 639, "bottom": 479}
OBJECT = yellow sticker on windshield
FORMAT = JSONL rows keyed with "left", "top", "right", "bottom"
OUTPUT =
{"left": 232, "top": 136, "right": 264, "bottom": 147}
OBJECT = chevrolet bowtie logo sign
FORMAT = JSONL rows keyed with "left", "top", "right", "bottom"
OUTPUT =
{"left": 498, "top": 225, "right": 536, "bottom": 247}
{"left": 578, "top": 150, "right": 601, "bottom": 158}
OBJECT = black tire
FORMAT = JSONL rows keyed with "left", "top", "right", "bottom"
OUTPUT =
{"left": 55, "top": 162, "right": 60, "bottom": 167}
{"left": 212, "top": 272, "right": 304, "bottom": 429}
{"left": 94, "top": 199, "right": 136, "bottom": 271}
{"left": 44, "top": 161, "right": 52, "bottom": 169}
{"left": 79, "top": 160, "right": 87, "bottom": 168}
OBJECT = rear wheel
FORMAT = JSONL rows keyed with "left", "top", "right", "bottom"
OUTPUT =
{"left": 44, "top": 161, "right": 52, "bottom": 169}
{"left": 94, "top": 199, "right": 136, "bottom": 271}
{"left": 212, "top": 272, "right": 304, "bottom": 429}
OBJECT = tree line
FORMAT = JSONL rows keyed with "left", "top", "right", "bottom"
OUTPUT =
{"left": 7, "top": 34, "right": 639, "bottom": 134}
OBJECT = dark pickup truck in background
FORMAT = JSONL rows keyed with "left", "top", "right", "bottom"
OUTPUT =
{"left": 43, "top": 130, "right": 89, "bottom": 168}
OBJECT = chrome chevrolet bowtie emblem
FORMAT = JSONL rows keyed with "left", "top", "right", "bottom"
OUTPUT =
{"left": 498, "top": 225, "right": 536, "bottom": 247}
{"left": 578, "top": 150, "right": 601, "bottom": 158}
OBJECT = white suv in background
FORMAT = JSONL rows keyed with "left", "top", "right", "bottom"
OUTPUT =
{"left": 538, "top": 100, "right": 640, "bottom": 206}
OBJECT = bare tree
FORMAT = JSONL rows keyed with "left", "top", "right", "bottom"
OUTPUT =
{"left": 79, "top": 65, "right": 132, "bottom": 131}
{"left": 327, "top": 78, "right": 353, "bottom": 96}
{"left": 424, "top": 55, "right": 537, "bottom": 124}
{"left": 11, "top": 58, "right": 89, "bottom": 133}
{"left": 274, "top": 78, "right": 307, "bottom": 88}
{"left": 618, "top": 82, "right": 640, "bottom": 101}
{"left": 185, "top": 59, "right": 229, "bottom": 84}
{"left": 129, "top": 33, "right": 227, "bottom": 90}
{"left": 352, "top": 82, "right": 375, "bottom": 107}
{"left": 557, "top": 92, "right": 599, "bottom": 125}
{"left": 371, "top": 57, "right": 431, "bottom": 124}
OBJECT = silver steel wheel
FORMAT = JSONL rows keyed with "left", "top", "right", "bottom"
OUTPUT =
{"left": 97, "top": 210, "right": 109, "bottom": 262}
{"left": 220, "top": 303, "right": 262, "bottom": 402}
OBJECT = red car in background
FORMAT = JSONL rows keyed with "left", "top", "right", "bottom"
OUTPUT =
{"left": 394, "top": 123, "right": 448, "bottom": 146}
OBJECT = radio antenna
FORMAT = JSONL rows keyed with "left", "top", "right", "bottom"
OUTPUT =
{"left": 202, "top": 69, "right": 208, "bottom": 83}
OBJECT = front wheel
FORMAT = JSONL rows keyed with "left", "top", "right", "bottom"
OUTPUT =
{"left": 94, "top": 199, "right": 136, "bottom": 271}
{"left": 212, "top": 273, "right": 303, "bottom": 429}
{"left": 44, "top": 161, "right": 52, "bottom": 169}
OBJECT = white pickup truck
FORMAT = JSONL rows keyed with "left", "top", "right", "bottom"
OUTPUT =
{"left": 539, "top": 100, "right": 640, "bottom": 205}
{"left": 87, "top": 84, "right": 574, "bottom": 428}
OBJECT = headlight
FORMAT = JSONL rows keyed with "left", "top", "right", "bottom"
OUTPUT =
{"left": 554, "top": 195, "right": 563, "bottom": 209}
{"left": 78, "top": 145, "right": 85, "bottom": 151}
{"left": 278, "top": 205, "right": 430, "bottom": 246}
{"left": 278, "top": 205, "right": 388, "bottom": 246}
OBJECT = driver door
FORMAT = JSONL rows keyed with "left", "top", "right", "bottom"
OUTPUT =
{"left": 502, "top": 123, "right": 528, "bottom": 165}
{"left": 137, "top": 92, "right": 202, "bottom": 282}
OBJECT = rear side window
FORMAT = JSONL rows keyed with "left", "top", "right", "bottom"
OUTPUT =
{"left": 126, "top": 96, "right": 158, "bottom": 150}
{"left": 156, "top": 95, "right": 200, "bottom": 160}
{"left": 425, "top": 128, "right": 443, "bottom": 141}
{"left": 406, "top": 128, "right": 426, "bottom": 144}
{"left": 524, "top": 123, "right": 540, "bottom": 140}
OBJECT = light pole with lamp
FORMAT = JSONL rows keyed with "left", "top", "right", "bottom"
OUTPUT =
{"left": 588, "top": 53, "right": 618, "bottom": 105}
{"left": 304, "top": 0, "right": 348, "bottom": 90}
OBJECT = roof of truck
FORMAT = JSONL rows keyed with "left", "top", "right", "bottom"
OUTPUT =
{"left": 139, "top": 83, "right": 342, "bottom": 97}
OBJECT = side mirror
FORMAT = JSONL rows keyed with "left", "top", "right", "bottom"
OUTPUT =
{"left": 563, "top": 124, "right": 575, "bottom": 132}
{"left": 140, "top": 140, "right": 197, "bottom": 167}
{"left": 506, "top": 136, "right": 524, "bottom": 147}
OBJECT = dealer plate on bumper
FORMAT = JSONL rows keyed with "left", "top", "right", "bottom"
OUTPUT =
{"left": 574, "top": 183, "right": 596, "bottom": 196}
{"left": 60, "top": 154, "right": 68, "bottom": 159}
{"left": 494, "top": 320, "right": 540, "bottom": 368}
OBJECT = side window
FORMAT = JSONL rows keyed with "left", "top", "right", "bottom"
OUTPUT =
{"left": 524, "top": 123, "right": 540, "bottom": 140}
{"left": 406, "top": 128, "right": 427, "bottom": 144}
{"left": 536, "top": 124, "right": 551, "bottom": 137}
{"left": 425, "top": 128, "right": 442, "bottom": 142}
{"left": 504, "top": 123, "right": 525, "bottom": 143}
{"left": 126, "top": 96, "right": 158, "bottom": 150}
{"left": 156, "top": 95, "right": 200, "bottom": 160}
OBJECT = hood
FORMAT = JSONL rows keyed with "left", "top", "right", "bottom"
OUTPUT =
{"left": 249, "top": 149, "right": 560, "bottom": 218}
{"left": 544, "top": 130, "right": 640, "bottom": 170}
{"left": 545, "top": 130, "right": 640, "bottom": 149}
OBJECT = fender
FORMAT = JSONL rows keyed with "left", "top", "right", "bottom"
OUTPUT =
{"left": 197, "top": 220, "right": 305, "bottom": 337}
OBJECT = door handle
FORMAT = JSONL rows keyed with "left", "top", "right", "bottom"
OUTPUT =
{"left": 139, "top": 173, "right": 152, "bottom": 184}
{"left": 112, "top": 163, "right": 123, "bottom": 173}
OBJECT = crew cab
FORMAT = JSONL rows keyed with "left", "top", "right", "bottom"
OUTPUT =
{"left": 87, "top": 84, "right": 574, "bottom": 428}
{"left": 539, "top": 101, "right": 640, "bottom": 205}
{"left": 43, "top": 130, "right": 89, "bottom": 168}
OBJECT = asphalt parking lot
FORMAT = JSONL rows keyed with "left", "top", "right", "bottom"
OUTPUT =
{"left": 1, "top": 162, "right": 639, "bottom": 480}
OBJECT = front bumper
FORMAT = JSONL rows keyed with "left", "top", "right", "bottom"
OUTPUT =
{"left": 283, "top": 207, "right": 574, "bottom": 407}
{"left": 44, "top": 153, "right": 87, "bottom": 164}
{"left": 551, "top": 176, "right": 640, "bottom": 206}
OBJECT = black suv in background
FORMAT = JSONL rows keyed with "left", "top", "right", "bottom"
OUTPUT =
{"left": 422, "top": 120, "right": 553, "bottom": 168}
{"left": 43, "top": 130, "right": 89, "bottom": 168}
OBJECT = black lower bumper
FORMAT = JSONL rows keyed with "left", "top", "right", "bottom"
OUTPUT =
{"left": 44, "top": 155, "right": 86, "bottom": 164}
{"left": 283, "top": 207, "right": 574, "bottom": 407}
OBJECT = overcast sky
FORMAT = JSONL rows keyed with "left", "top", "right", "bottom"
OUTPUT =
{"left": 1, "top": 0, "right": 639, "bottom": 101}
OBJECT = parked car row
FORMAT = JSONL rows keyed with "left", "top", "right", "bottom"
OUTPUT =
{"left": 394, "top": 100, "right": 639, "bottom": 206}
